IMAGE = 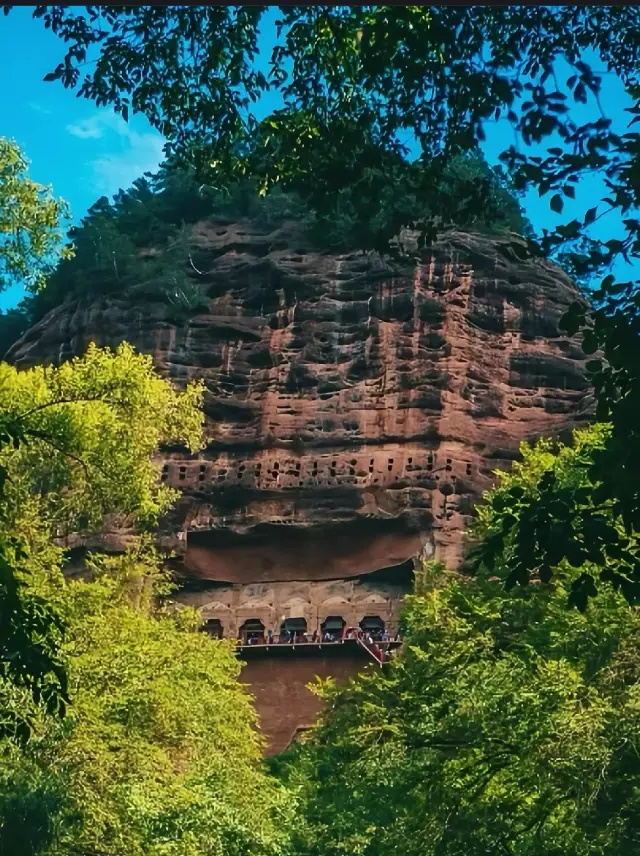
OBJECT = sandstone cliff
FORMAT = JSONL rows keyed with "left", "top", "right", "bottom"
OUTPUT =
{"left": 8, "top": 223, "right": 591, "bottom": 583}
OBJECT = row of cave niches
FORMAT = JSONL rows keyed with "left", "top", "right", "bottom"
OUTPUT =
{"left": 161, "top": 452, "right": 474, "bottom": 491}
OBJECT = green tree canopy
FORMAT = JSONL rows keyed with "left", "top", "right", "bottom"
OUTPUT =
{"left": 0, "top": 137, "right": 71, "bottom": 293}
{"left": 279, "top": 483, "right": 640, "bottom": 853}
{"left": 0, "top": 342, "right": 204, "bottom": 742}
{"left": 14, "top": 6, "right": 640, "bottom": 264}
{"left": 468, "top": 423, "right": 640, "bottom": 609}
{"left": 0, "top": 546, "right": 292, "bottom": 856}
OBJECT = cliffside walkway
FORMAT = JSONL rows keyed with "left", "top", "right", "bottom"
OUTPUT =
{"left": 237, "top": 637, "right": 401, "bottom": 665}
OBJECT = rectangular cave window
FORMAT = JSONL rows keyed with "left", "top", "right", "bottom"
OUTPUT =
{"left": 179, "top": 466, "right": 187, "bottom": 481}
{"left": 466, "top": 463, "right": 472, "bottom": 475}
{"left": 273, "top": 461, "right": 280, "bottom": 470}
{"left": 408, "top": 457, "right": 413, "bottom": 464}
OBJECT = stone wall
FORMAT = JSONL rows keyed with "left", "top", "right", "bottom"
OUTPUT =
{"left": 8, "top": 226, "right": 591, "bottom": 577}
{"left": 178, "top": 573, "right": 410, "bottom": 639}
{"left": 241, "top": 654, "right": 372, "bottom": 755}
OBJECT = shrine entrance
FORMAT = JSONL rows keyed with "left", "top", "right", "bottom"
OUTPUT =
{"left": 280, "top": 617, "right": 307, "bottom": 642}
{"left": 321, "top": 615, "right": 345, "bottom": 641}
{"left": 240, "top": 618, "right": 265, "bottom": 644}
{"left": 360, "top": 615, "right": 385, "bottom": 641}
{"left": 202, "top": 618, "right": 223, "bottom": 638}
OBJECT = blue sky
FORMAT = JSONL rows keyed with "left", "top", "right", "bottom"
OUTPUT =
{"left": 0, "top": 8, "right": 634, "bottom": 311}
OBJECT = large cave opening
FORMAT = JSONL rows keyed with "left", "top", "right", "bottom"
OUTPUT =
{"left": 184, "top": 516, "right": 425, "bottom": 583}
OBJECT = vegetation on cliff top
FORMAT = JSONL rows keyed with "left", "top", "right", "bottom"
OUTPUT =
{"left": 1, "top": 147, "right": 529, "bottom": 357}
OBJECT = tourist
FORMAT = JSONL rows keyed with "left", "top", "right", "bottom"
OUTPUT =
{"left": 267, "top": 627, "right": 274, "bottom": 644}
{"left": 312, "top": 629, "right": 318, "bottom": 643}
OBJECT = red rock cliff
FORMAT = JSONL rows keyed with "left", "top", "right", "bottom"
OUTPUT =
{"left": 8, "top": 224, "right": 591, "bottom": 580}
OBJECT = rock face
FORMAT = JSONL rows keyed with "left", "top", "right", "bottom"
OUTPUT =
{"left": 8, "top": 223, "right": 591, "bottom": 627}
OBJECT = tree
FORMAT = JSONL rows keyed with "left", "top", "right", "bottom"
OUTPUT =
{"left": 0, "top": 342, "right": 204, "bottom": 742}
{"left": 0, "top": 306, "right": 30, "bottom": 358}
{"left": 279, "top": 550, "right": 640, "bottom": 854}
{"left": 0, "top": 546, "right": 292, "bottom": 856}
{"left": 0, "top": 137, "right": 72, "bottom": 293}
{"left": 13, "top": 6, "right": 639, "bottom": 259}
{"left": 468, "top": 421, "right": 640, "bottom": 609}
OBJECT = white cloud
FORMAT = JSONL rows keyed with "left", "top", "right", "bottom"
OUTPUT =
{"left": 90, "top": 135, "right": 166, "bottom": 194}
{"left": 28, "top": 102, "right": 53, "bottom": 116}
{"left": 66, "top": 110, "right": 166, "bottom": 196}
{"left": 66, "top": 112, "right": 127, "bottom": 140}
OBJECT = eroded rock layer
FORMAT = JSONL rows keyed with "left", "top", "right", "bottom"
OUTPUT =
{"left": 8, "top": 225, "right": 591, "bottom": 577}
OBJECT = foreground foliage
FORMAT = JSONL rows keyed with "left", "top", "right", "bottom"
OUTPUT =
{"left": 0, "top": 136, "right": 71, "bottom": 294}
{"left": 470, "top": 423, "right": 640, "bottom": 608}
{"left": 18, "top": 6, "right": 640, "bottom": 265}
{"left": 0, "top": 342, "right": 203, "bottom": 742}
{"left": 0, "top": 345, "right": 290, "bottom": 854}
{"left": 277, "top": 425, "right": 640, "bottom": 854}
{"left": 0, "top": 548, "right": 291, "bottom": 856}
{"left": 280, "top": 568, "right": 640, "bottom": 855}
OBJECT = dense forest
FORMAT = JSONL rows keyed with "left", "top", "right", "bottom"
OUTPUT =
{"left": 2, "top": 5, "right": 640, "bottom": 855}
